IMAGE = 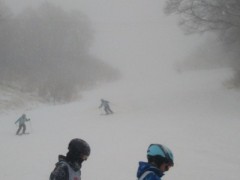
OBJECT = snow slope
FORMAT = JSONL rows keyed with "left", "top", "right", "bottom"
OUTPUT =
{"left": 1, "top": 1, "right": 240, "bottom": 180}
{"left": 0, "top": 68, "right": 240, "bottom": 180}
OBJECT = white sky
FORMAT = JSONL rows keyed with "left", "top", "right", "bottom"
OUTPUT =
{"left": 6, "top": 0, "right": 164, "bottom": 20}
{"left": 5, "top": 0, "right": 203, "bottom": 68}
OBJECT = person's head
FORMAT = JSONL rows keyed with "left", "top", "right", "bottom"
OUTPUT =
{"left": 66, "top": 138, "right": 90, "bottom": 168}
{"left": 147, "top": 144, "right": 174, "bottom": 172}
{"left": 22, "top": 114, "right": 26, "bottom": 118}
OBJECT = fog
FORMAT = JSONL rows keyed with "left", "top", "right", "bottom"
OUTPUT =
{"left": 1, "top": 1, "right": 240, "bottom": 180}
{"left": 2, "top": 0, "right": 232, "bottom": 104}
{"left": 1, "top": 1, "right": 121, "bottom": 103}
{"left": 5, "top": 0, "right": 208, "bottom": 74}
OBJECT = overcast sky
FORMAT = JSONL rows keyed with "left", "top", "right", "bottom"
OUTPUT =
{"left": 5, "top": 0, "right": 206, "bottom": 79}
{"left": 6, "top": 0, "right": 164, "bottom": 22}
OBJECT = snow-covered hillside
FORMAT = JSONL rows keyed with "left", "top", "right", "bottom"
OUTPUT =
{"left": 0, "top": 68, "right": 240, "bottom": 180}
{"left": 1, "top": 1, "right": 240, "bottom": 180}
{"left": 0, "top": 84, "right": 42, "bottom": 114}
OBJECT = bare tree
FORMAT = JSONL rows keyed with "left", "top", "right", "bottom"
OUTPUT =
{"left": 0, "top": 0, "right": 12, "bottom": 82}
{"left": 165, "top": 0, "right": 240, "bottom": 33}
{"left": 165, "top": 0, "right": 240, "bottom": 86}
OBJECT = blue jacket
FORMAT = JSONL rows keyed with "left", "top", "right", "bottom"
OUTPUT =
{"left": 137, "top": 162, "right": 164, "bottom": 180}
{"left": 15, "top": 115, "right": 30, "bottom": 126}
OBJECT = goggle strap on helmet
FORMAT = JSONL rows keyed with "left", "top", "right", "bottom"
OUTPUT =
{"left": 157, "top": 144, "right": 170, "bottom": 161}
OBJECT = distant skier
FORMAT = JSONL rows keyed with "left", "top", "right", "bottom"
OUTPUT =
{"left": 137, "top": 144, "right": 174, "bottom": 180}
{"left": 15, "top": 114, "right": 30, "bottom": 135}
{"left": 50, "top": 138, "right": 90, "bottom": 180}
{"left": 99, "top": 99, "right": 113, "bottom": 115}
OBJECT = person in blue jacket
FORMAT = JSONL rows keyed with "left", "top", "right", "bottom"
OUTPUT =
{"left": 99, "top": 99, "right": 113, "bottom": 115}
{"left": 15, "top": 114, "right": 30, "bottom": 135}
{"left": 137, "top": 144, "right": 174, "bottom": 180}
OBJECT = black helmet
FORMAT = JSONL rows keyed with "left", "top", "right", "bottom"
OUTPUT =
{"left": 68, "top": 138, "right": 91, "bottom": 158}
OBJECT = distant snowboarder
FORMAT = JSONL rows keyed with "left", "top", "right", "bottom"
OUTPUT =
{"left": 99, "top": 99, "right": 113, "bottom": 115}
{"left": 15, "top": 114, "right": 30, "bottom": 135}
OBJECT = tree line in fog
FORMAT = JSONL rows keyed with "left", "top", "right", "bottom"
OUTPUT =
{"left": 0, "top": 1, "right": 119, "bottom": 102}
{"left": 165, "top": 0, "right": 240, "bottom": 87}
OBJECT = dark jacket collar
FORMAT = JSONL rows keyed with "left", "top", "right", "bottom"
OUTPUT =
{"left": 58, "top": 155, "right": 81, "bottom": 171}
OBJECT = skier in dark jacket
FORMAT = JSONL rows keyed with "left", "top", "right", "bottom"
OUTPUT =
{"left": 99, "top": 99, "right": 113, "bottom": 115}
{"left": 50, "top": 138, "right": 90, "bottom": 180}
{"left": 137, "top": 144, "right": 174, "bottom": 180}
{"left": 15, "top": 114, "right": 30, "bottom": 135}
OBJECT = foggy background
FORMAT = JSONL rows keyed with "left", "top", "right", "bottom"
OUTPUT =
{"left": 0, "top": 0, "right": 238, "bottom": 110}
{"left": 0, "top": 0, "right": 120, "bottom": 105}
{"left": 1, "top": 1, "right": 240, "bottom": 180}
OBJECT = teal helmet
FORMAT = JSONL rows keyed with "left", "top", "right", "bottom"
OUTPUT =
{"left": 147, "top": 144, "right": 174, "bottom": 166}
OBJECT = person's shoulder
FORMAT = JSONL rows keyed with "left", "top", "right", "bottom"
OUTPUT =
{"left": 50, "top": 162, "right": 69, "bottom": 180}
{"left": 143, "top": 171, "right": 161, "bottom": 180}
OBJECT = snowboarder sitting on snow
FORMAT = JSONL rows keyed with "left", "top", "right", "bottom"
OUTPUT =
{"left": 50, "top": 138, "right": 90, "bottom": 180}
{"left": 15, "top": 114, "right": 30, "bottom": 135}
{"left": 99, "top": 99, "right": 113, "bottom": 115}
{"left": 137, "top": 144, "right": 174, "bottom": 180}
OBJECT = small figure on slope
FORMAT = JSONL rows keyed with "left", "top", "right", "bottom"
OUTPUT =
{"left": 50, "top": 138, "right": 90, "bottom": 180}
{"left": 99, "top": 99, "right": 114, "bottom": 115}
{"left": 15, "top": 114, "right": 30, "bottom": 135}
{"left": 137, "top": 144, "right": 174, "bottom": 180}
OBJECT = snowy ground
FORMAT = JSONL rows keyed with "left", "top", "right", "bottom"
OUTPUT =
{"left": 0, "top": 67, "right": 240, "bottom": 180}
{"left": 1, "top": 1, "right": 240, "bottom": 180}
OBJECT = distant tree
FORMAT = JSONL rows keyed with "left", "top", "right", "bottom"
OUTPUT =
{"left": 0, "top": 2, "right": 119, "bottom": 102}
{"left": 165, "top": 0, "right": 240, "bottom": 86}
{"left": 0, "top": 0, "right": 12, "bottom": 82}
{"left": 0, "top": 0, "right": 10, "bottom": 20}
{"left": 165, "top": 0, "right": 240, "bottom": 34}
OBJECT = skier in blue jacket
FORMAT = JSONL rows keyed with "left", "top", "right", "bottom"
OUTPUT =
{"left": 137, "top": 144, "right": 174, "bottom": 180}
{"left": 15, "top": 114, "right": 30, "bottom": 135}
